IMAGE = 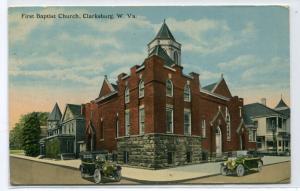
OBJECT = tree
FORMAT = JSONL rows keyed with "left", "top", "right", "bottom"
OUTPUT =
{"left": 9, "top": 123, "right": 24, "bottom": 149}
{"left": 10, "top": 112, "right": 49, "bottom": 151}
{"left": 22, "top": 112, "right": 41, "bottom": 156}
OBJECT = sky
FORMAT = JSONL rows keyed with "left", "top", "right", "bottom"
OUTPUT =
{"left": 8, "top": 6, "right": 290, "bottom": 129}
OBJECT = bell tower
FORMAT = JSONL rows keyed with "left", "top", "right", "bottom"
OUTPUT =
{"left": 147, "top": 20, "right": 181, "bottom": 66}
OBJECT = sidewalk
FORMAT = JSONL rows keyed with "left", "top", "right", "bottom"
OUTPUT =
{"left": 10, "top": 154, "right": 290, "bottom": 183}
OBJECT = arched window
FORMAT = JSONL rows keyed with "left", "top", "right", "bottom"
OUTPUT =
{"left": 174, "top": 51, "right": 178, "bottom": 65}
{"left": 225, "top": 107, "right": 231, "bottom": 140}
{"left": 202, "top": 119, "right": 206, "bottom": 138}
{"left": 166, "top": 80, "right": 173, "bottom": 97}
{"left": 139, "top": 80, "right": 144, "bottom": 98}
{"left": 115, "top": 115, "right": 119, "bottom": 138}
{"left": 184, "top": 84, "right": 191, "bottom": 102}
{"left": 125, "top": 87, "right": 129, "bottom": 103}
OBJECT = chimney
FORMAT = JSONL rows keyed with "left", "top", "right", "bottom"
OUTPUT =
{"left": 261, "top": 98, "right": 266, "bottom": 106}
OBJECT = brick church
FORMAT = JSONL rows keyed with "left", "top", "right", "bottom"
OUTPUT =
{"left": 82, "top": 21, "right": 256, "bottom": 169}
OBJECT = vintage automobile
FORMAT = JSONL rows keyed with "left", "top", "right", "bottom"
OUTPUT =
{"left": 79, "top": 151, "right": 122, "bottom": 184}
{"left": 220, "top": 151, "right": 263, "bottom": 177}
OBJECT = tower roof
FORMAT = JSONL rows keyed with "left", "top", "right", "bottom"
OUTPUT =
{"left": 149, "top": 45, "right": 173, "bottom": 66}
{"left": 48, "top": 103, "right": 62, "bottom": 121}
{"left": 275, "top": 98, "right": 289, "bottom": 109}
{"left": 154, "top": 21, "right": 176, "bottom": 41}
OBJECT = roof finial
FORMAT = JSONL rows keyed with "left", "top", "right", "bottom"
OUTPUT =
{"left": 221, "top": 73, "right": 224, "bottom": 79}
{"left": 104, "top": 75, "right": 108, "bottom": 80}
{"left": 163, "top": 18, "right": 166, "bottom": 23}
{"left": 281, "top": 93, "right": 283, "bottom": 99}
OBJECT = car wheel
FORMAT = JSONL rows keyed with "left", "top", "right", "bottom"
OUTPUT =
{"left": 114, "top": 170, "right": 121, "bottom": 182}
{"left": 220, "top": 166, "right": 228, "bottom": 176}
{"left": 93, "top": 169, "right": 102, "bottom": 184}
{"left": 257, "top": 161, "right": 263, "bottom": 172}
{"left": 80, "top": 166, "right": 84, "bottom": 178}
{"left": 236, "top": 164, "right": 245, "bottom": 177}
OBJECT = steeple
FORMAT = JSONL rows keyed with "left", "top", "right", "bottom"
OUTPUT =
{"left": 154, "top": 20, "right": 176, "bottom": 41}
{"left": 48, "top": 103, "right": 62, "bottom": 121}
{"left": 148, "top": 20, "right": 181, "bottom": 66}
{"left": 275, "top": 98, "right": 289, "bottom": 110}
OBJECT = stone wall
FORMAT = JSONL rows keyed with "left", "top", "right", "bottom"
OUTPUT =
{"left": 117, "top": 133, "right": 202, "bottom": 169}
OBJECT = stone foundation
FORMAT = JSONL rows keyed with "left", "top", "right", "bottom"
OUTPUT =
{"left": 117, "top": 133, "right": 202, "bottom": 169}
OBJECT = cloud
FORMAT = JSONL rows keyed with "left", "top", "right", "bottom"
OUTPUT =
{"left": 57, "top": 33, "right": 123, "bottom": 49}
{"left": 218, "top": 54, "right": 258, "bottom": 69}
{"left": 241, "top": 22, "right": 256, "bottom": 37}
{"left": 241, "top": 56, "right": 289, "bottom": 81}
{"left": 165, "top": 18, "right": 256, "bottom": 55}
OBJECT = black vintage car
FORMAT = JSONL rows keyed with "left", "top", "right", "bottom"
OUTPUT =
{"left": 79, "top": 151, "right": 122, "bottom": 184}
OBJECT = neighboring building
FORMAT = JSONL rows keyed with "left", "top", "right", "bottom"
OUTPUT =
{"left": 39, "top": 103, "right": 86, "bottom": 159}
{"left": 243, "top": 98, "right": 290, "bottom": 154}
{"left": 83, "top": 21, "right": 256, "bottom": 169}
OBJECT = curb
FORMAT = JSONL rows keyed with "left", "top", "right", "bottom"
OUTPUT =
{"left": 121, "top": 173, "right": 221, "bottom": 184}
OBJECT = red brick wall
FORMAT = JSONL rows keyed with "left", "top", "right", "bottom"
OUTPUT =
{"left": 83, "top": 55, "right": 256, "bottom": 154}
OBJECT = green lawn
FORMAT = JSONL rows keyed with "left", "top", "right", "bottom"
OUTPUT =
{"left": 10, "top": 150, "right": 25, "bottom": 155}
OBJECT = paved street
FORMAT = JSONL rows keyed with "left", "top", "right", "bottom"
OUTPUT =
{"left": 183, "top": 161, "right": 290, "bottom": 184}
{"left": 10, "top": 156, "right": 137, "bottom": 185}
{"left": 10, "top": 155, "right": 290, "bottom": 185}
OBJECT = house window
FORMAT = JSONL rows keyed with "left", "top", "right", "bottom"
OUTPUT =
{"left": 115, "top": 116, "right": 119, "bottom": 138}
{"left": 125, "top": 87, "right": 130, "bottom": 104}
{"left": 166, "top": 80, "right": 173, "bottom": 97}
{"left": 166, "top": 107, "right": 174, "bottom": 133}
{"left": 125, "top": 110, "right": 130, "bottom": 136}
{"left": 167, "top": 152, "right": 174, "bottom": 164}
{"left": 100, "top": 119, "right": 104, "bottom": 140}
{"left": 184, "top": 109, "right": 191, "bottom": 135}
{"left": 184, "top": 84, "right": 191, "bottom": 102}
{"left": 139, "top": 80, "right": 144, "bottom": 98}
{"left": 202, "top": 119, "right": 206, "bottom": 138}
{"left": 123, "top": 151, "right": 129, "bottom": 164}
{"left": 139, "top": 107, "right": 145, "bottom": 135}
{"left": 66, "top": 141, "right": 69, "bottom": 152}
{"left": 278, "top": 118, "right": 282, "bottom": 129}
{"left": 248, "top": 129, "right": 256, "bottom": 142}
{"left": 112, "top": 153, "right": 118, "bottom": 162}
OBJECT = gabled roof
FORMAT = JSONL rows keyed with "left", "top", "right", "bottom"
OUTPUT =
{"left": 154, "top": 21, "right": 176, "bottom": 41}
{"left": 149, "top": 45, "right": 174, "bottom": 66}
{"left": 275, "top": 98, "right": 289, "bottom": 109}
{"left": 243, "top": 103, "right": 284, "bottom": 118}
{"left": 201, "top": 75, "right": 232, "bottom": 98}
{"left": 67, "top": 104, "right": 83, "bottom": 118}
{"left": 61, "top": 104, "right": 83, "bottom": 122}
{"left": 202, "top": 82, "right": 217, "bottom": 91}
{"left": 98, "top": 77, "right": 118, "bottom": 99}
{"left": 48, "top": 103, "right": 62, "bottom": 121}
{"left": 242, "top": 108, "right": 255, "bottom": 126}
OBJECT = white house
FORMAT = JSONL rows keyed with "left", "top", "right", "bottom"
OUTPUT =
{"left": 243, "top": 98, "right": 290, "bottom": 154}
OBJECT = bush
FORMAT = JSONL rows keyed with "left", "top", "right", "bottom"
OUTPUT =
{"left": 45, "top": 138, "right": 60, "bottom": 159}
